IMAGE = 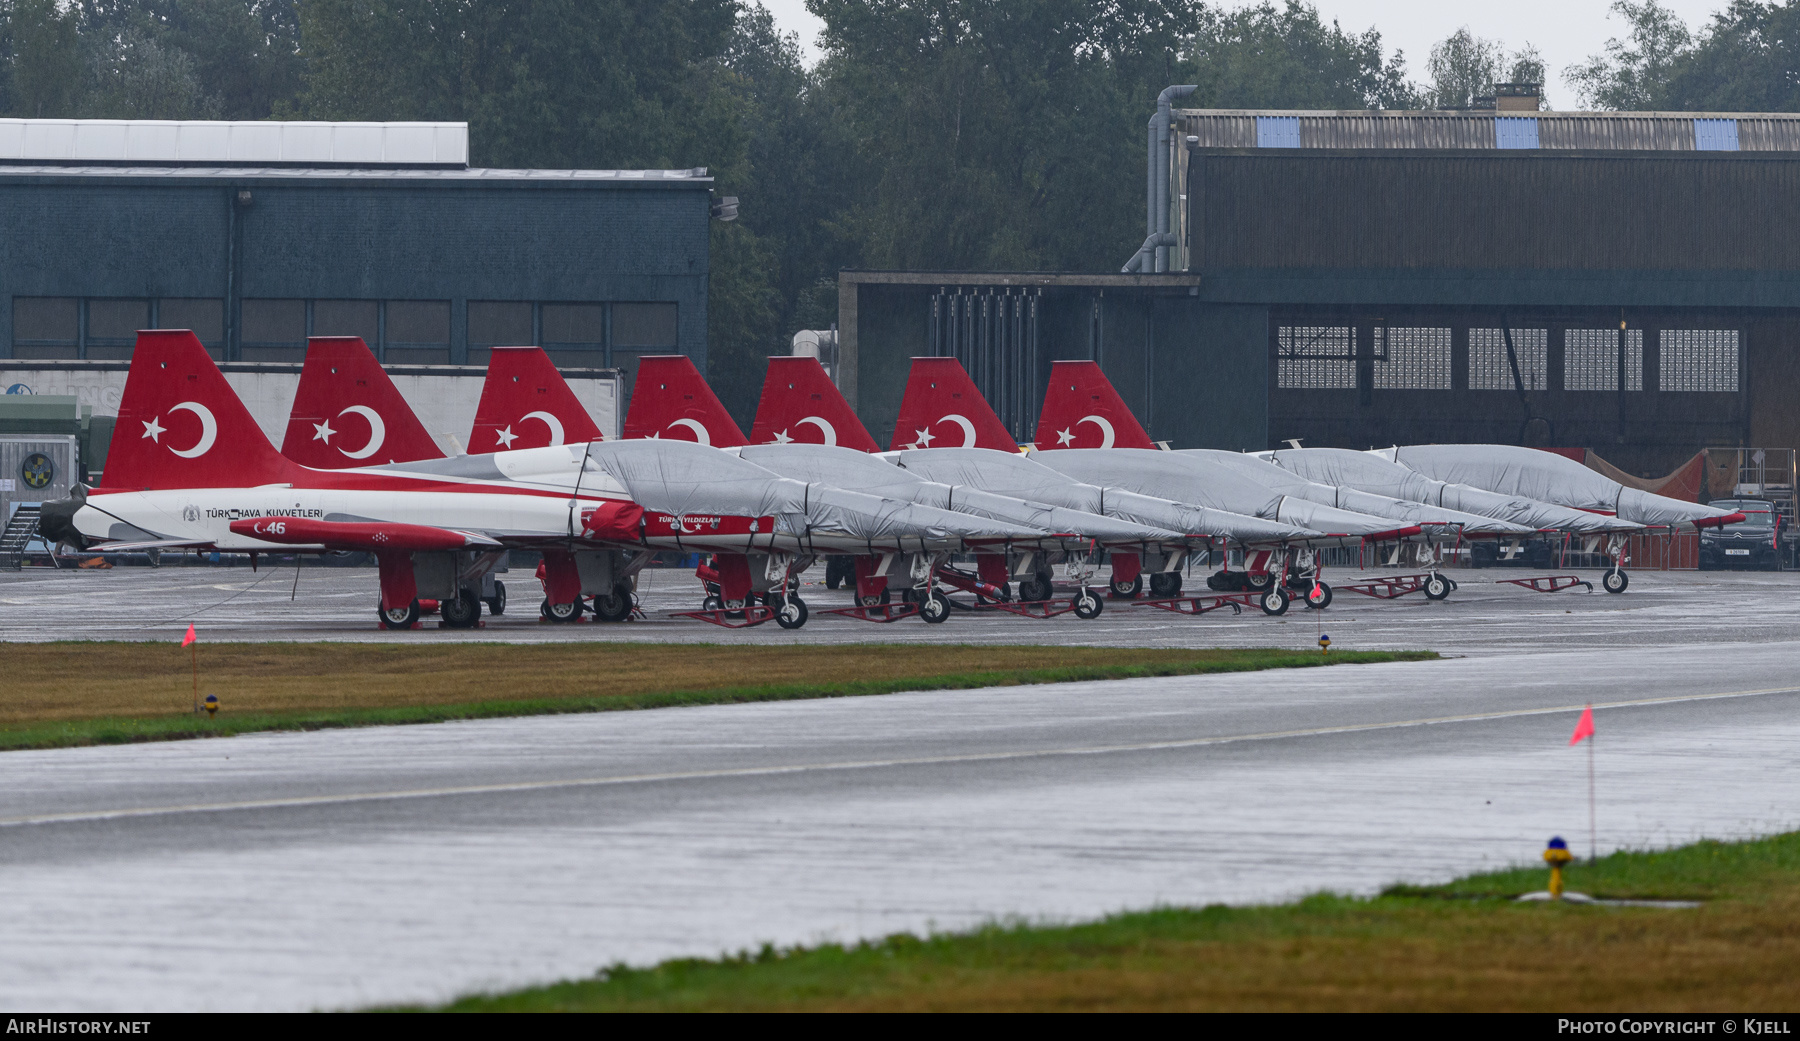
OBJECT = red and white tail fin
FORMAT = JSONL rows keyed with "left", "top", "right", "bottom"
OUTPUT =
{"left": 1034, "top": 360, "right": 1156, "bottom": 450}
{"left": 101, "top": 330, "right": 297, "bottom": 490}
{"left": 750, "top": 356, "right": 881, "bottom": 453}
{"left": 622, "top": 355, "right": 747, "bottom": 447}
{"left": 890, "top": 357, "right": 1018, "bottom": 451}
{"left": 282, "top": 337, "right": 445, "bottom": 467}
{"left": 470, "top": 347, "right": 604, "bottom": 453}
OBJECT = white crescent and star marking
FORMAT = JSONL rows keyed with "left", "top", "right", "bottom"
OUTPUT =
{"left": 335, "top": 405, "right": 387, "bottom": 459}
{"left": 521, "top": 411, "right": 566, "bottom": 446}
{"left": 1055, "top": 415, "right": 1117, "bottom": 449}
{"left": 792, "top": 416, "right": 836, "bottom": 446}
{"left": 665, "top": 418, "right": 712, "bottom": 446}
{"left": 939, "top": 414, "right": 977, "bottom": 448}
{"left": 141, "top": 402, "right": 217, "bottom": 458}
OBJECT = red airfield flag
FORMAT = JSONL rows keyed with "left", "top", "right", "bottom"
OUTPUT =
{"left": 181, "top": 624, "right": 197, "bottom": 648}
{"left": 1569, "top": 704, "right": 1595, "bottom": 746}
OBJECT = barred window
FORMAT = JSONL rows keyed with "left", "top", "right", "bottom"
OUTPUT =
{"left": 1372, "top": 327, "right": 1451, "bottom": 389}
{"left": 1276, "top": 325, "right": 1355, "bottom": 389}
{"left": 1565, "top": 329, "right": 1644, "bottom": 391}
{"left": 1469, "top": 328, "right": 1547, "bottom": 390}
{"left": 1660, "top": 330, "right": 1739, "bottom": 392}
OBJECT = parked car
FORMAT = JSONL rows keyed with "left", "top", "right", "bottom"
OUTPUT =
{"left": 1698, "top": 499, "right": 1784, "bottom": 571}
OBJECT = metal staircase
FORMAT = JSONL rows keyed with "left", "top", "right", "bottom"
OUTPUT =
{"left": 1, "top": 505, "right": 43, "bottom": 570}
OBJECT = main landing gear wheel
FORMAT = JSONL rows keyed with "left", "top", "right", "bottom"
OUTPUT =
{"left": 917, "top": 590, "right": 952, "bottom": 623}
{"left": 775, "top": 595, "right": 809, "bottom": 629}
{"left": 1073, "top": 589, "right": 1104, "bottom": 620}
{"left": 1304, "top": 582, "right": 1332, "bottom": 610}
{"left": 1603, "top": 569, "right": 1630, "bottom": 594}
{"left": 378, "top": 599, "right": 421, "bottom": 630}
{"left": 1017, "top": 575, "right": 1052, "bottom": 602}
{"left": 1149, "top": 572, "right": 1182, "bottom": 598}
{"left": 484, "top": 580, "right": 506, "bottom": 616}
{"left": 1244, "top": 571, "right": 1274, "bottom": 591}
{"left": 1109, "top": 574, "right": 1142, "bottom": 600}
{"left": 723, "top": 597, "right": 749, "bottom": 620}
{"left": 856, "top": 587, "right": 891, "bottom": 608}
{"left": 592, "top": 586, "right": 634, "bottom": 622}
{"left": 440, "top": 590, "right": 481, "bottom": 629}
{"left": 701, "top": 594, "right": 724, "bottom": 612}
{"left": 1423, "top": 573, "right": 1451, "bottom": 601}
{"left": 541, "top": 597, "right": 583, "bottom": 623}
{"left": 1259, "top": 586, "right": 1291, "bottom": 616}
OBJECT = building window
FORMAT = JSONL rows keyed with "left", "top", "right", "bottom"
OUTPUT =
{"left": 84, "top": 299, "right": 149, "bottom": 360}
{"left": 1372, "top": 327, "right": 1451, "bottom": 390}
{"left": 383, "top": 300, "right": 450, "bottom": 365}
{"left": 612, "top": 302, "right": 678, "bottom": 349}
{"left": 541, "top": 303, "right": 606, "bottom": 347}
{"left": 1469, "top": 328, "right": 1547, "bottom": 390}
{"left": 1276, "top": 326, "right": 1356, "bottom": 389}
{"left": 240, "top": 299, "right": 307, "bottom": 362}
{"left": 1660, "top": 329, "right": 1740, "bottom": 392}
{"left": 312, "top": 300, "right": 379, "bottom": 344}
{"left": 1565, "top": 329, "right": 1644, "bottom": 391}
{"left": 159, "top": 299, "right": 223, "bottom": 343}
{"left": 12, "top": 297, "right": 79, "bottom": 359}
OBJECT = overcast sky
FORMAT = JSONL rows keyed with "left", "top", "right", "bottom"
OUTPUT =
{"left": 757, "top": 0, "right": 1730, "bottom": 108}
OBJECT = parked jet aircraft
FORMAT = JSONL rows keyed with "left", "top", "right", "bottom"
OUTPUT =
{"left": 469, "top": 346, "right": 605, "bottom": 452}
{"left": 752, "top": 355, "right": 1325, "bottom": 607}
{"left": 282, "top": 337, "right": 445, "bottom": 468}
{"left": 623, "top": 356, "right": 749, "bottom": 446}
{"left": 38, "top": 331, "right": 1045, "bottom": 630}
{"left": 1033, "top": 361, "right": 1539, "bottom": 540}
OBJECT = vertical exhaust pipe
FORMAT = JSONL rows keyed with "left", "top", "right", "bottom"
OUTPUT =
{"left": 1124, "top": 84, "right": 1196, "bottom": 273}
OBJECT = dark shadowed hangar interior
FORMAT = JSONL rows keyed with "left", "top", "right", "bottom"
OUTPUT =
{"left": 841, "top": 95, "right": 1800, "bottom": 475}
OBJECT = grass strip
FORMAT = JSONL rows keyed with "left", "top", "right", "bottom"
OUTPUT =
{"left": 0, "top": 643, "right": 1432, "bottom": 751}
{"left": 432, "top": 831, "right": 1800, "bottom": 1012}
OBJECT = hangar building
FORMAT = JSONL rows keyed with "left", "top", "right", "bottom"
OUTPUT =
{"left": 840, "top": 95, "right": 1800, "bottom": 477}
{"left": 0, "top": 119, "right": 715, "bottom": 459}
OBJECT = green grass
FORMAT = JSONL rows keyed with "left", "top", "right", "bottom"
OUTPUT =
{"left": 0, "top": 644, "right": 1432, "bottom": 751}
{"left": 426, "top": 832, "right": 1800, "bottom": 1012}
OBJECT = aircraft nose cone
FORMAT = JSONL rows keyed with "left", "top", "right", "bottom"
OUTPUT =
{"left": 37, "top": 489, "right": 88, "bottom": 550}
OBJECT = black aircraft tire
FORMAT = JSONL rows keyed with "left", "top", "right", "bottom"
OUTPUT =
{"left": 379, "top": 599, "right": 421, "bottom": 630}
{"left": 1073, "top": 590, "right": 1104, "bottom": 620}
{"left": 592, "top": 589, "right": 633, "bottom": 622}
{"left": 440, "top": 590, "right": 481, "bottom": 629}
{"left": 1244, "top": 570, "right": 1273, "bottom": 591}
{"left": 1016, "top": 576, "right": 1050, "bottom": 603}
{"left": 1259, "top": 587, "right": 1290, "bottom": 616}
{"left": 1149, "top": 572, "right": 1182, "bottom": 598}
{"left": 1304, "top": 582, "right": 1333, "bottom": 610}
{"left": 541, "top": 597, "right": 583, "bottom": 623}
{"left": 775, "top": 596, "right": 809, "bottom": 629}
{"left": 1424, "top": 574, "right": 1451, "bottom": 601}
{"left": 919, "top": 590, "right": 951, "bottom": 624}
{"left": 1109, "top": 574, "right": 1142, "bottom": 600}
{"left": 1603, "top": 569, "right": 1629, "bottom": 594}
{"left": 484, "top": 580, "right": 507, "bottom": 616}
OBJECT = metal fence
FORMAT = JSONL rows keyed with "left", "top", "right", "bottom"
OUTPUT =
{"left": 928, "top": 286, "right": 1042, "bottom": 443}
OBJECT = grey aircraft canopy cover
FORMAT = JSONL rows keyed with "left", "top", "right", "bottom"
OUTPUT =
{"left": 1376, "top": 445, "right": 1734, "bottom": 530}
{"left": 1035, "top": 449, "right": 1418, "bottom": 540}
{"left": 1180, "top": 450, "right": 1537, "bottom": 536}
{"left": 734, "top": 444, "right": 1185, "bottom": 545}
{"left": 579, "top": 440, "right": 1044, "bottom": 547}
{"left": 884, "top": 447, "right": 1320, "bottom": 545}
{"left": 1260, "top": 448, "right": 1641, "bottom": 535}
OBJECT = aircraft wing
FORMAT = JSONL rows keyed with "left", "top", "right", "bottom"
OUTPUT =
{"left": 1267, "top": 447, "right": 1642, "bottom": 535}
{"left": 89, "top": 538, "right": 219, "bottom": 553}
{"left": 228, "top": 518, "right": 503, "bottom": 551}
{"left": 1382, "top": 445, "right": 1741, "bottom": 529}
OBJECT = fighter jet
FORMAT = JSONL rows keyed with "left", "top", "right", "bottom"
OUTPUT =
{"left": 281, "top": 336, "right": 446, "bottom": 468}
{"left": 37, "top": 331, "right": 1046, "bottom": 631}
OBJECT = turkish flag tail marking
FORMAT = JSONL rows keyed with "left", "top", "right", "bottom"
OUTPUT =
{"left": 1569, "top": 704, "right": 1595, "bottom": 746}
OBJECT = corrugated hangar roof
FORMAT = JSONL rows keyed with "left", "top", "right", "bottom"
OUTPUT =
{"left": 1179, "top": 109, "right": 1800, "bottom": 151}
{"left": 0, "top": 119, "right": 470, "bottom": 166}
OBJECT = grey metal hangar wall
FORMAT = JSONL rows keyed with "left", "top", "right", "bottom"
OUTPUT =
{"left": 1181, "top": 108, "right": 1800, "bottom": 473}
{"left": 0, "top": 128, "right": 712, "bottom": 388}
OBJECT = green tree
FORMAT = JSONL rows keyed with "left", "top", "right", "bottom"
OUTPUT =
{"left": 7, "top": 0, "right": 84, "bottom": 117}
{"left": 1188, "top": 1, "right": 1418, "bottom": 111}
{"left": 1564, "top": 0, "right": 1694, "bottom": 109}
{"left": 1659, "top": 1, "right": 1800, "bottom": 111}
